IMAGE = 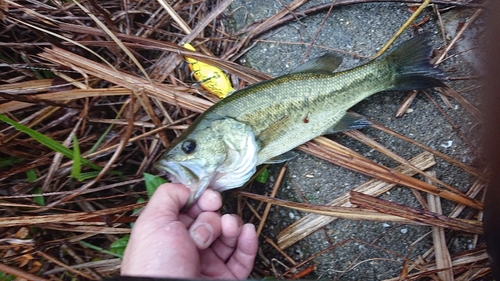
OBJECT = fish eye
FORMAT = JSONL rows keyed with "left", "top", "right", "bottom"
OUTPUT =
{"left": 181, "top": 140, "right": 197, "bottom": 154}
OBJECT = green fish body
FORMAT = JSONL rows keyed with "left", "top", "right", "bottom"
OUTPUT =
{"left": 154, "top": 34, "right": 444, "bottom": 206}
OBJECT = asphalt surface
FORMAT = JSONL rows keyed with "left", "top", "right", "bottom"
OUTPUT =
{"left": 228, "top": 1, "right": 484, "bottom": 280}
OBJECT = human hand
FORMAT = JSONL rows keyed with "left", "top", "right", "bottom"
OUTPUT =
{"left": 121, "top": 183, "right": 258, "bottom": 280}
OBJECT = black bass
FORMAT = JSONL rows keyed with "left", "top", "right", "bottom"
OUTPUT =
{"left": 154, "top": 34, "right": 445, "bottom": 206}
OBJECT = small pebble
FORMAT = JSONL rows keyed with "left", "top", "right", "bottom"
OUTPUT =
{"left": 440, "top": 140, "right": 453, "bottom": 148}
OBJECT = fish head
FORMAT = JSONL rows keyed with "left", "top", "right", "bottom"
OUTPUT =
{"left": 154, "top": 117, "right": 259, "bottom": 207}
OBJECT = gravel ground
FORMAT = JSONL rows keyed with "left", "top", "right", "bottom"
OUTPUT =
{"left": 228, "top": 1, "right": 485, "bottom": 280}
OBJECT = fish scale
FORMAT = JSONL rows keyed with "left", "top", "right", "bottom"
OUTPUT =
{"left": 209, "top": 63, "right": 394, "bottom": 163}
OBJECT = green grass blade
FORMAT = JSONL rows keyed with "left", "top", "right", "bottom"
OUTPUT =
{"left": 0, "top": 272, "right": 16, "bottom": 281}
{"left": 0, "top": 113, "right": 101, "bottom": 171}
{"left": 32, "top": 187, "right": 45, "bottom": 206}
{"left": 26, "top": 169, "right": 45, "bottom": 206}
{"left": 0, "top": 156, "right": 24, "bottom": 168}
{"left": 26, "top": 169, "right": 37, "bottom": 182}
{"left": 88, "top": 122, "right": 115, "bottom": 155}
{"left": 71, "top": 135, "right": 81, "bottom": 180}
{"left": 21, "top": 55, "right": 45, "bottom": 79}
{"left": 79, "top": 241, "right": 123, "bottom": 259}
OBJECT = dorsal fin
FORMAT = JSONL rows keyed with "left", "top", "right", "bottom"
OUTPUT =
{"left": 290, "top": 53, "right": 343, "bottom": 74}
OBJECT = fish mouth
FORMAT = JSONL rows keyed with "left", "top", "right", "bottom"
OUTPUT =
{"left": 153, "top": 159, "right": 211, "bottom": 205}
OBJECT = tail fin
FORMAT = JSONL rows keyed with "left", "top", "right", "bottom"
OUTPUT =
{"left": 384, "top": 33, "right": 446, "bottom": 90}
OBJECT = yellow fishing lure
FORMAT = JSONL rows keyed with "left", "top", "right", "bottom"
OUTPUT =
{"left": 183, "top": 43, "right": 234, "bottom": 98}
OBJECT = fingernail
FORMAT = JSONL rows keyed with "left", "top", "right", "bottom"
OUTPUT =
{"left": 223, "top": 214, "right": 243, "bottom": 228}
{"left": 245, "top": 223, "right": 256, "bottom": 232}
{"left": 191, "top": 223, "right": 212, "bottom": 247}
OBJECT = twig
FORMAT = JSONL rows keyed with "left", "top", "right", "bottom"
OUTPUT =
{"left": 303, "top": 137, "right": 482, "bottom": 209}
{"left": 0, "top": 262, "right": 50, "bottom": 281}
{"left": 423, "top": 91, "right": 479, "bottom": 156}
{"left": 242, "top": 191, "right": 429, "bottom": 224}
{"left": 181, "top": 0, "right": 234, "bottom": 45}
{"left": 225, "top": 0, "right": 308, "bottom": 60}
{"left": 156, "top": 0, "right": 191, "bottom": 34}
{"left": 438, "top": 86, "right": 482, "bottom": 121}
{"left": 434, "top": 5, "right": 484, "bottom": 65}
{"left": 38, "top": 251, "right": 97, "bottom": 280}
{"left": 301, "top": 1, "right": 335, "bottom": 62}
{"left": 396, "top": 90, "right": 418, "bottom": 118}
{"left": 263, "top": 236, "right": 297, "bottom": 266}
{"left": 343, "top": 129, "right": 459, "bottom": 208}
{"left": 229, "top": 0, "right": 484, "bottom": 60}
{"left": 426, "top": 171, "right": 454, "bottom": 281}
{"left": 371, "top": 121, "right": 485, "bottom": 180}
{"left": 349, "top": 191, "right": 482, "bottom": 234}
{"left": 256, "top": 164, "right": 287, "bottom": 236}
{"left": 277, "top": 151, "right": 436, "bottom": 249}
{"left": 0, "top": 202, "right": 145, "bottom": 227}
{"left": 375, "top": 0, "right": 431, "bottom": 58}
{"left": 150, "top": 0, "right": 233, "bottom": 81}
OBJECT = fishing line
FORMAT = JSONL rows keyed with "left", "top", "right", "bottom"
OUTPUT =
{"left": 0, "top": 63, "right": 79, "bottom": 73}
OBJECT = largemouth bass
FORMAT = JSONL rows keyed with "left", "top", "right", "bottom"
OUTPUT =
{"left": 154, "top": 34, "right": 445, "bottom": 206}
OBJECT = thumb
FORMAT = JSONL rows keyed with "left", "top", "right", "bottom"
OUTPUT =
{"left": 138, "top": 183, "right": 191, "bottom": 223}
{"left": 122, "top": 183, "right": 198, "bottom": 277}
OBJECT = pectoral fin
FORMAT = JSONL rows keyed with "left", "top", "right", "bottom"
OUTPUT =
{"left": 257, "top": 115, "right": 291, "bottom": 148}
{"left": 264, "top": 151, "right": 298, "bottom": 164}
{"left": 324, "top": 112, "right": 372, "bottom": 135}
{"left": 290, "top": 53, "right": 343, "bottom": 74}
